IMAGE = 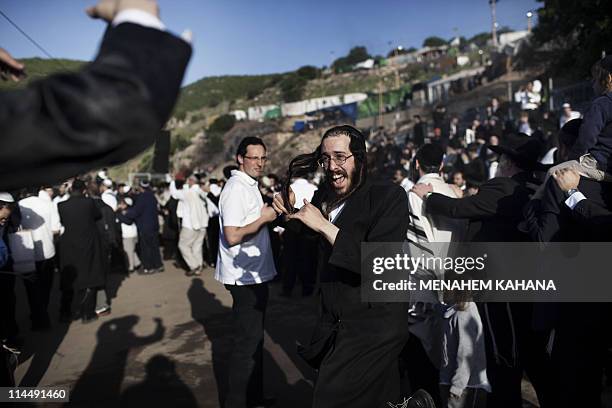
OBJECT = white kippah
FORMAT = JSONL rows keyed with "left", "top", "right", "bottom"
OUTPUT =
{"left": 0, "top": 192, "right": 15, "bottom": 203}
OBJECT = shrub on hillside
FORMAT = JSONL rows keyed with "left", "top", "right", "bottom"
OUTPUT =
{"left": 209, "top": 114, "right": 236, "bottom": 133}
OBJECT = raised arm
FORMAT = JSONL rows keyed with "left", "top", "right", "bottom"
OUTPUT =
{"left": 0, "top": 0, "right": 191, "bottom": 190}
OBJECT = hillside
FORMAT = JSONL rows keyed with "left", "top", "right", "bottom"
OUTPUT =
{"left": 174, "top": 73, "right": 287, "bottom": 118}
{"left": 0, "top": 57, "right": 84, "bottom": 90}
{"left": 1, "top": 51, "right": 481, "bottom": 180}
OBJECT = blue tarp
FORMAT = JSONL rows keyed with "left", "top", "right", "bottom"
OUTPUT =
{"left": 306, "top": 102, "right": 358, "bottom": 122}
{"left": 293, "top": 121, "right": 306, "bottom": 132}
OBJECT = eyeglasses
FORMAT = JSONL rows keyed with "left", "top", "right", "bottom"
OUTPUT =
{"left": 317, "top": 154, "right": 353, "bottom": 168}
{"left": 243, "top": 156, "right": 268, "bottom": 163}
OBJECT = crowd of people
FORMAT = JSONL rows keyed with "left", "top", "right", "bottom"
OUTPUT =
{"left": 2, "top": 1, "right": 612, "bottom": 407}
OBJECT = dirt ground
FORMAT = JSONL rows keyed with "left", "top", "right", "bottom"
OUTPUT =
{"left": 10, "top": 260, "right": 610, "bottom": 407}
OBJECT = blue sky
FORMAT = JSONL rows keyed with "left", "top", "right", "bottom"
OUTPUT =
{"left": 0, "top": 0, "right": 539, "bottom": 84}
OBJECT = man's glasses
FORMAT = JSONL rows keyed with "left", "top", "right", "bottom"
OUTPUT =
{"left": 317, "top": 154, "right": 353, "bottom": 168}
{"left": 243, "top": 156, "right": 268, "bottom": 163}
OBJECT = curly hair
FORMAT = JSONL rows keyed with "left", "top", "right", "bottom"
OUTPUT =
{"left": 592, "top": 57, "right": 612, "bottom": 94}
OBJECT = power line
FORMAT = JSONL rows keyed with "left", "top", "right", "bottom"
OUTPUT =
{"left": 0, "top": 8, "right": 68, "bottom": 69}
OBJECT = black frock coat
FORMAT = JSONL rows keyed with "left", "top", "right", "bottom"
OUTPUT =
{"left": 58, "top": 194, "right": 105, "bottom": 290}
{"left": 295, "top": 180, "right": 411, "bottom": 408}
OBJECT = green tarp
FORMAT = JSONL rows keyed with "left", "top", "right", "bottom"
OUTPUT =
{"left": 263, "top": 106, "right": 281, "bottom": 120}
{"left": 357, "top": 85, "right": 411, "bottom": 118}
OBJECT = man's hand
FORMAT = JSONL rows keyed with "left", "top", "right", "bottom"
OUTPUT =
{"left": 271, "top": 188, "right": 295, "bottom": 215}
{"left": 411, "top": 183, "right": 433, "bottom": 199}
{"left": 0, "top": 48, "right": 25, "bottom": 82}
{"left": 288, "top": 199, "right": 327, "bottom": 232}
{"left": 86, "top": 0, "right": 159, "bottom": 22}
{"left": 261, "top": 204, "right": 278, "bottom": 223}
{"left": 552, "top": 168, "right": 580, "bottom": 192}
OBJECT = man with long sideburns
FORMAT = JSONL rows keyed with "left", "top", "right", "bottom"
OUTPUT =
{"left": 273, "top": 125, "right": 435, "bottom": 408}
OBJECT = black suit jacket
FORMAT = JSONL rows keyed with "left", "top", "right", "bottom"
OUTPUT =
{"left": 0, "top": 23, "right": 191, "bottom": 190}
{"left": 571, "top": 198, "right": 612, "bottom": 240}
{"left": 523, "top": 177, "right": 612, "bottom": 242}
{"left": 425, "top": 173, "right": 534, "bottom": 242}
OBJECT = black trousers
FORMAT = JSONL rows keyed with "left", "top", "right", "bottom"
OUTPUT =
{"left": 224, "top": 282, "right": 269, "bottom": 408}
{"left": 480, "top": 303, "right": 551, "bottom": 408}
{"left": 399, "top": 335, "right": 441, "bottom": 407}
{"left": 281, "top": 229, "right": 316, "bottom": 295}
{"left": 78, "top": 288, "right": 97, "bottom": 320}
{"left": 23, "top": 258, "right": 55, "bottom": 327}
{"left": 139, "top": 231, "right": 162, "bottom": 270}
{"left": 0, "top": 272, "right": 18, "bottom": 340}
{"left": 206, "top": 216, "right": 220, "bottom": 265}
{"left": 548, "top": 304, "right": 610, "bottom": 408}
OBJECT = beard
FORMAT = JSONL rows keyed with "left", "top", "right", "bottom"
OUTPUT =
{"left": 324, "top": 166, "right": 358, "bottom": 202}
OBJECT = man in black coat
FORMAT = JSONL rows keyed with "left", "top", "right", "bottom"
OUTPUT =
{"left": 412, "top": 135, "right": 550, "bottom": 408}
{"left": 57, "top": 180, "right": 105, "bottom": 323}
{"left": 0, "top": 0, "right": 191, "bottom": 191}
{"left": 412, "top": 115, "right": 426, "bottom": 147}
{"left": 117, "top": 181, "right": 162, "bottom": 274}
{"left": 536, "top": 166, "right": 612, "bottom": 407}
{"left": 273, "top": 126, "right": 434, "bottom": 408}
{"left": 555, "top": 168, "right": 612, "bottom": 239}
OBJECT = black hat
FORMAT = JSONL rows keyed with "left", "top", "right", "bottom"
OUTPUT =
{"left": 488, "top": 133, "right": 546, "bottom": 171}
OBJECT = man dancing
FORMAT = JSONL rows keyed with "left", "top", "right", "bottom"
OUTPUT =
{"left": 273, "top": 125, "right": 434, "bottom": 408}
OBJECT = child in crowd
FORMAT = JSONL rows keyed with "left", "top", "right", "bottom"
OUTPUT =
{"left": 440, "top": 288, "right": 490, "bottom": 408}
{"left": 554, "top": 56, "right": 612, "bottom": 181}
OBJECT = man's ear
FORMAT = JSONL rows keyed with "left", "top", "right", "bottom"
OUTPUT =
{"left": 415, "top": 159, "right": 421, "bottom": 171}
{"left": 237, "top": 155, "right": 244, "bottom": 166}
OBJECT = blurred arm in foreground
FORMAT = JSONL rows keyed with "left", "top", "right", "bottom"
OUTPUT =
{"left": 0, "top": 0, "right": 192, "bottom": 190}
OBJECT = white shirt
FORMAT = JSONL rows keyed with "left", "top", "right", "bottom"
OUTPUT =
{"left": 400, "top": 177, "right": 414, "bottom": 192}
{"left": 53, "top": 194, "right": 69, "bottom": 206}
{"left": 328, "top": 202, "right": 346, "bottom": 224}
{"left": 290, "top": 178, "right": 318, "bottom": 210}
{"left": 170, "top": 182, "right": 210, "bottom": 230}
{"left": 101, "top": 189, "right": 118, "bottom": 211}
{"left": 407, "top": 173, "right": 466, "bottom": 245}
{"left": 18, "top": 195, "right": 61, "bottom": 261}
{"left": 215, "top": 170, "right": 277, "bottom": 285}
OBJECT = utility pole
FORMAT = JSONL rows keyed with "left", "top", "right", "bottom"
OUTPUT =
{"left": 526, "top": 11, "right": 533, "bottom": 33}
{"left": 394, "top": 46, "right": 402, "bottom": 89}
{"left": 378, "top": 79, "right": 384, "bottom": 129}
{"left": 490, "top": 0, "right": 498, "bottom": 47}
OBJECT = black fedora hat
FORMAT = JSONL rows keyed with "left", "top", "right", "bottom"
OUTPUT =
{"left": 488, "top": 133, "right": 546, "bottom": 171}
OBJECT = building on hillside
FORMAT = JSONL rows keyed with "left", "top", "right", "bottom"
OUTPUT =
{"left": 410, "top": 66, "right": 486, "bottom": 107}
{"left": 247, "top": 104, "right": 280, "bottom": 121}
{"left": 353, "top": 59, "right": 375, "bottom": 70}
{"left": 387, "top": 45, "right": 449, "bottom": 67}
{"left": 230, "top": 110, "right": 247, "bottom": 121}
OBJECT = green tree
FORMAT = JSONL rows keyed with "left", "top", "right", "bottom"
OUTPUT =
{"left": 467, "top": 32, "right": 490, "bottom": 47}
{"left": 525, "top": 0, "right": 612, "bottom": 78}
{"left": 332, "top": 46, "right": 371, "bottom": 73}
{"left": 279, "top": 74, "right": 307, "bottom": 102}
{"left": 296, "top": 65, "right": 320, "bottom": 80}
{"left": 422, "top": 36, "right": 447, "bottom": 47}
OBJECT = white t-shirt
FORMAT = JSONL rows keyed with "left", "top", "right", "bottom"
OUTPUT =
{"left": 19, "top": 195, "right": 61, "bottom": 261}
{"left": 215, "top": 170, "right": 277, "bottom": 285}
